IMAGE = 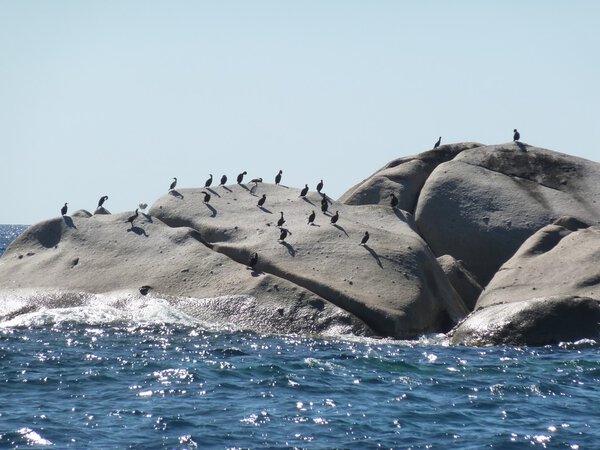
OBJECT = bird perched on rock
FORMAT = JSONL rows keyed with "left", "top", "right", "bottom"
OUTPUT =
{"left": 97, "top": 195, "right": 109, "bottom": 209}
{"left": 390, "top": 193, "right": 399, "bottom": 208}
{"left": 316, "top": 179, "right": 324, "bottom": 194}
{"left": 330, "top": 211, "right": 339, "bottom": 224}
{"left": 61, "top": 203, "right": 68, "bottom": 216}
{"left": 139, "top": 285, "right": 152, "bottom": 295}
{"left": 275, "top": 170, "right": 283, "bottom": 185}
{"left": 169, "top": 177, "right": 177, "bottom": 191}
{"left": 126, "top": 209, "right": 139, "bottom": 227}
{"left": 300, "top": 184, "right": 309, "bottom": 197}
{"left": 360, "top": 231, "right": 370, "bottom": 245}
{"left": 307, "top": 210, "right": 316, "bottom": 225}
{"left": 219, "top": 174, "right": 227, "bottom": 186}
{"left": 201, "top": 191, "right": 211, "bottom": 203}
{"left": 257, "top": 194, "right": 266, "bottom": 207}
{"left": 277, "top": 212, "right": 285, "bottom": 227}
{"left": 237, "top": 171, "right": 247, "bottom": 184}
{"left": 248, "top": 252, "right": 258, "bottom": 269}
{"left": 320, "top": 196, "right": 328, "bottom": 213}
{"left": 513, "top": 129, "right": 520, "bottom": 142}
{"left": 204, "top": 174, "right": 213, "bottom": 188}
{"left": 278, "top": 228, "right": 291, "bottom": 242}
{"left": 434, "top": 136, "right": 441, "bottom": 149}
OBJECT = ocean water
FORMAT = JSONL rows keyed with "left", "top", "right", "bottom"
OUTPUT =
{"left": 1, "top": 224, "right": 600, "bottom": 449}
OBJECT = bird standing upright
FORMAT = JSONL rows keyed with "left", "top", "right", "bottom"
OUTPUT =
{"left": 97, "top": 195, "right": 109, "bottom": 209}
{"left": 169, "top": 177, "right": 177, "bottom": 191}
{"left": 275, "top": 170, "right": 283, "bottom": 185}
{"left": 248, "top": 252, "right": 258, "bottom": 269}
{"left": 257, "top": 194, "right": 266, "bottom": 207}
{"left": 307, "top": 210, "right": 316, "bottom": 225}
{"left": 320, "top": 196, "right": 328, "bottom": 213}
{"left": 316, "top": 180, "right": 324, "bottom": 194}
{"left": 278, "top": 228, "right": 290, "bottom": 242}
{"left": 360, "top": 231, "right": 370, "bottom": 245}
{"left": 126, "top": 209, "right": 139, "bottom": 227}
{"left": 277, "top": 212, "right": 285, "bottom": 227}
{"left": 513, "top": 129, "right": 520, "bottom": 142}
{"left": 300, "top": 184, "right": 309, "bottom": 197}
{"left": 390, "top": 193, "right": 399, "bottom": 208}
{"left": 61, "top": 203, "right": 68, "bottom": 216}
{"left": 434, "top": 137, "right": 441, "bottom": 149}
{"left": 219, "top": 174, "right": 227, "bottom": 186}
{"left": 237, "top": 171, "right": 247, "bottom": 184}
{"left": 201, "top": 191, "right": 211, "bottom": 203}
{"left": 205, "top": 174, "right": 213, "bottom": 188}
{"left": 330, "top": 211, "right": 339, "bottom": 224}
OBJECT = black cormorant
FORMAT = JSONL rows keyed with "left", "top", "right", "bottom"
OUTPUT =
{"left": 250, "top": 177, "right": 263, "bottom": 184}
{"left": 278, "top": 228, "right": 290, "bottom": 241}
{"left": 308, "top": 210, "right": 315, "bottom": 225}
{"left": 248, "top": 252, "right": 258, "bottom": 268}
{"left": 275, "top": 170, "right": 282, "bottom": 185}
{"left": 97, "top": 195, "right": 109, "bottom": 208}
{"left": 316, "top": 179, "right": 324, "bottom": 194}
{"left": 61, "top": 202, "right": 68, "bottom": 216}
{"left": 257, "top": 194, "right": 266, "bottom": 207}
{"left": 237, "top": 171, "right": 247, "bottom": 184}
{"left": 434, "top": 137, "right": 441, "bottom": 149}
{"left": 360, "top": 231, "right": 370, "bottom": 245}
{"left": 300, "top": 184, "right": 309, "bottom": 197}
{"left": 205, "top": 174, "right": 213, "bottom": 188}
{"left": 169, "top": 177, "right": 177, "bottom": 191}
{"left": 320, "top": 196, "right": 328, "bottom": 213}
{"left": 201, "top": 191, "right": 211, "bottom": 203}
{"left": 513, "top": 129, "right": 520, "bottom": 142}
{"left": 390, "top": 193, "right": 399, "bottom": 208}
{"left": 330, "top": 211, "right": 339, "bottom": 224}
{"left": 219, "top": 174, "right": 227, "bottom": 186}
{"left": 277, "top": 212, "right": 285, "bottom": 227}
{"left": 126, "top": 208, "right": 139, "bottom": 227}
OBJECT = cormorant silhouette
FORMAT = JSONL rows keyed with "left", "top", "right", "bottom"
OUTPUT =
{"left": 219, "top": 174, "right": 227, "bottom": 186}
{"left": 97, "top": 195, "right": 109, "bottom": 208}
{"left": 360, "top": 231, "right": 370, "bottom": 245}
{"left": 330, "top": 210, "right": 339, "bottom": 224}
{"left": 308, "top": 210, "right": 316, "bottom": 225}
{"left": 320, "top": 196, "right": 328, "bottom": 213}
{"left": 237, "top": 171, "right": 247, "bottom": 184}
{"left": 126, "top": 209, "right": 139, "bottom": 227}
{"left": 248, "top": 252, "right": 258, "bottom": 268}
{"left": 316, "top": 179, "right": 324, "bottom": 194}
{"left": 390, "top": 193, "right": 399, "bottom": 208}
{"left": 277, "top": 212, "right": 285, "bottom": 227}
{"left": 278, "top": 228, "right": 290, "bottom": 241}
{"left": 257, "top": 194, "right": 266, "bottom": 207}
{"left": 434, "top": 136, "right": 441, "bottom": 149}
{"left": 300, "top": 184, "right": 309, "bottom": 197}
{"left": 61, "top": 202, "right": 68, "bottom": 216}
{"left": 275, "top": 170, "right": 283, "bottom": 185}
{"left": 201, "top": 191, "right": 211, "bottom": 203}
{"left": 250, "top": 177, "right": 263, "bottom": 184}
{"left": 169, "top": 177, "right": 177, "bottom": 191}
{"left": 205, "top": 174, "right": 213, "bottom": 188}
{"left": 513, "top": 129, "right": 520, "bottom": 142}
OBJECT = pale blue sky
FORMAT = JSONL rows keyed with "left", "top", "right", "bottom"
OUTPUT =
{"left": 1, "top": 1, "right": 599, "bottom": 224}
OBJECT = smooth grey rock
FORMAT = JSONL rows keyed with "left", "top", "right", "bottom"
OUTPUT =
{"left": 149, "top": 183, "right": 468, "bottom": 338}
{"left": 72, "top": 209, "right": 92, "bottom": 218}
{"left": 415, "top": 143, "right": 600, "bottom": 285}
{"left": 449, "top": 296, "right": 600, "bottom": 346}
{"left": 437, "top": 255, "right": 482, "bottom": 311}
{"left": 339, "top": 142, "right": 483, "bottom": 213}
{"left": 94, "top": 207, "right": 111, "bottom": 215}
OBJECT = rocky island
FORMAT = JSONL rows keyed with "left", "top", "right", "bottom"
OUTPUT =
{"left": 1, "top": 141, "right": 599, "bottom": 345}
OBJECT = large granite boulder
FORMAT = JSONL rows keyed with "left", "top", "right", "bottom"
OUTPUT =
{"left": 339, "top": 142, "right": 483, "bottom": 212}
{"left": 450, "top": 218, "right": 600, "bottom": 345}
{"left": 415, "top": 143, "right": 600, "bottom": 285}
{"left": 436, "top": 255, "right": 482, "bottom": 311}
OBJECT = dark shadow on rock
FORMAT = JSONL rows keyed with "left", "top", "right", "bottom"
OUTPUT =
{"left": 363, "top": 244, "right": 383, "bottom": 268}
{"left": 207, "top": 188, "right": 220, "bottom": 197}
{"left": 393, "top": 208, "right": 407, "bottom": 222}
{"left": 516, "top": 141, "right": 527, "bottom": 152}
{"left": 169, "top": 190, "right": 184, "bottom": 199}
{"left": 128, "top": 226, "right": 149, "bottom": 237}
{"left": 222, "top": 186, "right": 232, "bottom": 193}
{"left": 322, "top": 211, "right": 332, "bottom": 217}
{"left": 279, "top": 241, "right": 296, "bottom": 257}
{"left": 259, "top": 206, "right": 272, "bottom": 214}
{"left": 247, "top": 267, "right": 262, "bottom": 277}
{"left": 310, "top": 223, "right": 321, "bottom": 227}
{"left": 63, "top": 216, "right": 77, "bottom": 229}
{"left": 332, "top": 223, "right": 349, "bottom": 237}
{"left": 142, "top": 213, "right": 153, "bottom": 223}
{"left": 205, "top": 204, "right": 217, "bottom": 217}
{"left": 238, "top": 184, "right": 250, "bottom": 191}
{"left": 302, "top": 197, "right": 315, "bottom": 206}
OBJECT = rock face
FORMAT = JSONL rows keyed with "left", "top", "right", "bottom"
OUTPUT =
{"left": 339, "top": 142, "right": 483, "bottom": 212}
{"left": 436, "top": 255, "right": 482, "bottom": 311}
{"left": 450, "top": 218, "right": 600, "bottom": 345}
{"left": 415, "top": 143, "right": 600, "bottom": 285}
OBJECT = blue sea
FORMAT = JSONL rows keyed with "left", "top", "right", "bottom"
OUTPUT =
{"left": 1, "top": 224, "right": 599, "bottom": 449}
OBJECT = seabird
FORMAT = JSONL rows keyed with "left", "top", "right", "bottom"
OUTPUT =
{"left": 300, "top": 184, "right": 309, "bottom": 197}
{"left": 139, "top": 285, "right": 152, "bottom": 295}
{"left": 201, "top": 191, "right": 211, "bottom": 203}
{"left": 308, "top": 210, "right": 316, "bottom": 225}
{"left": 360, "top": 231, "right": 370, "bottom": 245}
{"left": 320, "top": 196, "right": 328, "bottom": 213}
{"left": 513, "top": 129, "right": 520, "bottom": 142}
{"left": 275, "top": 170, "right": 283, "bottom": 185}
{"left": 205, "top": 174, "right": 213, "bottom": 188}
{"left": 250, "top": 177, "right": 263, "bottom": 184}
{"left": 237, "top": 171, "right": 247, "bottom": 184}
{"left": 434, "top": 137, "right": 441, "bottom": 149}
{"left": 390, "top": 193, "right": 399, "bottom": 208}
{"left": 316, "top": 179, "right": 324, "bottom": 194}
{"left": 257, "top": 194, "right": 266, "bottom": 207}
{"left": 330, "top": 211, "right": 339, "bottom": 224}
{"left": 126, "top": 208, "right": 139, "bottom": 227}
{"left": 277, "top": 212, "right": 285, "bottom": 227}
{"left": 61, "top": 202, "right": 68, "bottom": 216}
{"left": 248, "top": 252, "right": 258, "bottom": 268}
{"left": 278, "top": 228, "right": 290, "bottom": 241}
{"left": 169, "top": 177, "right": 177, "bottom": 191}
{"left": 219, "top": 174, "right": 227, "bottom": 186}
{"left": 97, "top": 195, "right": 109, "bottom": 208}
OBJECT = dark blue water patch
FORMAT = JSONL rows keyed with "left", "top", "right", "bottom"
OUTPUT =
{"left": 0, "top": 224, "right": 28, "bottom": 256}
{"left": 0, "top": 323, "right": 599, "bottom": 448}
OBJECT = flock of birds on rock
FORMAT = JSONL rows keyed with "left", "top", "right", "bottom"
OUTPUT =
{"left": 59, "top": 132, "right": 523, "bottom": 269}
